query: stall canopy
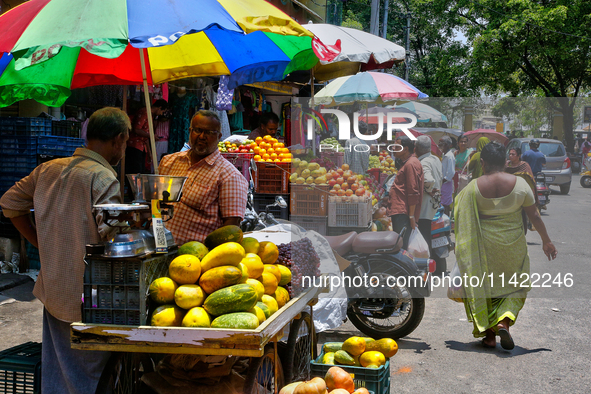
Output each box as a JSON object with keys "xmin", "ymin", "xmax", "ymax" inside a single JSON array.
[
  {"xmin": 303, "ymin": 23, "xmax": 405, "ymax": 81},
  {"xmin": 0, "ymin": 0, "xmax": 322, "ymax": 108}
]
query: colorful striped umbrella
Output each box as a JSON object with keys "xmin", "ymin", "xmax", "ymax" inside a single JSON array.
[
  {"xmin": 314, "ymin": 72, "xmax": 428, "ymax": 106},
  {"xmin": 0, "ymin": 0, "xmax": 319, "ymax": 108}
]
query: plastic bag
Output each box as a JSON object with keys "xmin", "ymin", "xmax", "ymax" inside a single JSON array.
[
  {"xmin": 447, "ymin": 263, "xmax": 465, "ymax": 302},
  {"xmin": 407, "ymin": 228, "xmax": 429, "ymax": 259}
]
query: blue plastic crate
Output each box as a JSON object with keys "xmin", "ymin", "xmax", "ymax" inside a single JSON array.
[
  {"xmin": 37, "ymin": 135, "xmax": 69, "ymax": 155},
  {"xmin": 0, "ymin": 136, "xmax": 37, "ymax": 155},
  {"xmin": 0, "ymin": 176, "xmax": 22, "ymax": 196},
  {"xmin": 67, "ymin": 137, "xmax": 85, "ymax": 151},
  {"xmin": 311, "ymin": 351, "xmax": 390, "ymax": 394},
  {"xmin": 0, "ymin": 118, "xmax": 50, "ymax": 136},
  {"xmin": 0, "ymin": 155, "xmax": 37, "ymax": 174}
]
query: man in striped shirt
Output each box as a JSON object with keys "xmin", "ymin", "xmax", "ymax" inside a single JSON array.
[{"xmin": 159, "ymin": 110, "xmax": 248, "ymax": 244}]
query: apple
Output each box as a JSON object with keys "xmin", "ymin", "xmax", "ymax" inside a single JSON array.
[
  {"xmin": 333, "ymin": 184, "xmax": 341, "ymax": 191},
  {"xmin": 337, "ymin": 189, "xmax": 346, "ymax": 197},
  {"xmin": 336, "ymin": 177, "xmax": 344, "ymax": 185},
  {"xmin": 350, "ymin": 183, "xmax": 359, "ymax": 191},
  {"xmin": 345, "ymin": 189, "xmax": 354, "ymax": 197},
  {"xmin": 342, "ymin": 164, "xmax": 350, "ymax": 171},
  {"xmin": 355, "ymin": 187, "xmax": 366, "ymax": 196},
  {"xmin": 342, "ymin": 183, "xmax": 349, "ymax": 190}
]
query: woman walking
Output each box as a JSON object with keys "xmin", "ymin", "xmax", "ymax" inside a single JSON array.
[
  {"xmin": 454, "ymin": 142, "xmax": 557, "ymax": 350},
  {"xmin": 467, "ymin": 137, "xmax": 490, "ymax": 179}
]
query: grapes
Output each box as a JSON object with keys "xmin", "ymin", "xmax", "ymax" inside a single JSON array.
[{"xmin": 287, "ymin": 238, "xmax": 321, "ymax": 297}]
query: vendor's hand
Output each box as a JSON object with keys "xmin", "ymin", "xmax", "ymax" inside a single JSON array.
[
  {"xmin": 410, "ymin": 216, "xmax": 417, "ymax": 230},
  {"xmin": 543, "ymin": 241, "xmax": 558, "ymax": 261}
]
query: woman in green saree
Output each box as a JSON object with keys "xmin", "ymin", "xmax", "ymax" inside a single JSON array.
[
  {"xmin": 454, "ymin": 143, "xmax": 557, "ymax": 350},
  {"xmin": 467, "ymin": 137, "xmax": 490, "ymax": 179}
]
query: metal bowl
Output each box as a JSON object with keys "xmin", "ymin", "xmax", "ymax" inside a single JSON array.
[{"xmin": 127, "ymin": 174, "xmax": 187, "ymax": 202}]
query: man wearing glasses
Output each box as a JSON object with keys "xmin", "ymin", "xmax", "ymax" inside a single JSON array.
[{"xmin": 159, "ymin": 110, "xmax": 248, "ymax": 244}]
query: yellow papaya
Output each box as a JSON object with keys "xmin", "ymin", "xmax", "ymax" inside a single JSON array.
[{"xmin": 200, "ymin": 242, "xmax": 245, "ymax": 272}]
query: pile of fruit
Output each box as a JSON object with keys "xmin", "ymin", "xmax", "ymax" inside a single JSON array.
[
  {"xmin": 319, "ymin": 336, "xmax": 398, "ymax": 368},
  {"xmin": 148, "ymin": 225, "xmax": 292, "ymax": 329},
  {"xmin": 279, "ymin": 366, "xmax": 370, "ymax": 394},
  {"xmin": 376, "ymin": 151, "xmax": 397, "ymax": 175},
  {"xmin": 319, "ymin": 137, "xmax": 343, "ymax": 150},
  {"xmin": 251, "ymin": 135, "xmax": 292, "ymax": 163},
  {"xmin": 362, "ymin": 176, "xmax": 383, "ymax": 207},
  {"xmin": 368, "ymin": 155, "xmax": 381, "ymax": 170},
  {"xmin": 372, "ymin": 207, "xmax": 393, "ymax": 231},
  {"xmin": 277, "ymin": 238, "xmax": 321, "ymax": 297},
  {"xmin": 290, "ymin": 158, "xmax": 329, "ymax": 185},
  {"xmin": 326, "ymin": 164, "xmax": 373, "ymax": 203},
  {"xmin": 218, "ymin": 139, "xmax": 255, "ymax": 153}
]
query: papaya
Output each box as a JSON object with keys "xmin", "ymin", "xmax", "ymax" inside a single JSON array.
[
  {"xmin": 198, "ymin": 265, "xmax": 242, "ymax": 294},
  {"xmin": 314, "ymin": 176, "xmax": 327, "ymax": 184},
  {"xmin": 177, "ymin": 241, "xmax": 209, "ymax": 260},
  {"xmin": 238, "ymin": 262, "xmax": 249, "ymax": 283},
  {"xmin": 296, "ymin": 177, "xmax": 305, "ymax": 184},
  {"xmin": 200, "ymin": 242, "xmax": 245, "ymax": 272},
  {"xmin": 365, "ymin": 338, "xmax": 398, "ymax": 358},
  {"xmin": 203, "ymin": 284, "xmax": 258, "ymax": 316},
  {"xmin": 256, "ymin": 301, "xmax": 271, "ymax": 319},
  {"xmin": 246, "ymin": 278, "xmax": 265, "ymax": 301},
  {"xmin": 305, "ymin": 176, "xmax": 314, "ymax": 184},
  {"xmin": 298, "ymin": 160, "xmax": 308, "ymax": 169},
  {"xmin": 241, "ymin": 237, "xmax": 260, "ymax": 254},
  {"xmin": 359, "ymin": 351, "xmax": 386, "ymax": 367},
  {"xmin": 241, "ymin": 253, "xmax": 264, "ymax": 278},
  {"xmin": 333, "ymin": 350, "xmax": 355, "ymax": 365},
  {"xmin": 258, "ymin": 241, "xmax": 279, "ymax": 264},
  {"xmin": 323, "ymin": 342, "xmax": 343, "ymax": 353},
  {"xmin": 277, "ymin": 265, "xmax": 292, "ymax": 286},
  {"xmin": 289, "ymin": 172, "xmax": 299, "ymax": 183},
  {"xmin": 181, "ymin": 307, "xmax": 211, "ymax": 328},
  {"xmin": 322, "ymin": 352, "xmax": 335, "ymax": 365},
  {"xmin": 308, "ymin": 162, "xmax": 320, "ymax": 171},
  {"xmin": 301, "ymin": 169, "xmax": 311, "ymax": 178},
  {"xmin": 263, "ymin": 264, "xmax": 282, "ymax": 283},
  {"xmin": 273, "ymin": 286, "xmax": 290, "ymax": 308},
  {"xmin": 342, "ymin": 337, "xmax": 366, "ymax": 356},
  {"xmin": 258, "ymin": 272, "xmax": 279, "ymax": 295},
  {"xmin": 310, "ymin": 169, "xmax": 323, "ymax": 178},
  {"xmin": 211, "ymin": 312, "xmax": 260, "ymax": 329},
  {"xmin": 261, "ymin": 294, "xmax": 278, "ymax": 315},
  {"xmin": 204, "ymin": 225, "xmax": 243, "ymax": 250},
  {"xmin": 248, "ymin": 305, "xmax": 267, "ymax": 324}
]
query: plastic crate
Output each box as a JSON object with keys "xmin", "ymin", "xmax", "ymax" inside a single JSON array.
[
  {"xmin": 0, "ymin": 175, "xmax": 25, "ymax": 197},
  {"xmin": 37, "ymin": 136, "xmax": 82, "ymax": 156},
  {"xmin": 0, "ymin": 155, "xmax": 37, "ymax": 175},
  {"xmin": 0, "ymin": 117, "xmax": 50, "ymax": 136},
  {"xmin": 328, "ymin": 196, "xmax": 373, "ymax": 227},
  {"xmin": 25, "ymin": 242, "xmax": 40, "ymax": 270},
  {"xmin": 82, "ymin": 252, "xmax": 175, "ymax": 326},
  {"xmin": 0, "ymin": 136, "xmax": 37, "ymax": 156},
  {"xmin": 289, "ymin": 215, "xmax": 327, "ymax": 235},
  {"xmin": 67, "ymin": 137, "xmax": 85, "ymax": 151},
  {"xmin": 310, "ymin": 351, "xmax": 390, "ymax": 394},
  {"xmin": 253, "ymin": 161, "xmax": 291, "ymax": 194},
  {"xmin": 327, "ymin": 225, "xmax": 371, "ymax": 236},
  {"xmin": 0, "ymin": 342, "xmax": 42, "ymax": 394},
  {"xmin": 222, "ymin": 153, "xmax": 254, "ymax": 182},
  {"xmin": 290, "ymin": 184, "xmax": 330, "ymax": 217},
  {"xmin": 252, "ymin": 193, "xmax": 289, "ymax": 220},
  {"xmin": 51, "ymin": 120, "xmax": 81, "ymax": 138}
]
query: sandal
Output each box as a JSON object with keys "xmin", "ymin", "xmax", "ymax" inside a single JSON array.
[
  {"xmin": 498, "ymin": 328, "xmax": 515, "ymax": 350},
  {"xmin": 481, "ymin": 339, "xmax": 496, "ymax": 348}
]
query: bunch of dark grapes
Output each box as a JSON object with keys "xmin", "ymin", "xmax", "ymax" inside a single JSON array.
[
  {"xmin": 276, "ymin": 243, "xmax": 292, "ymax": 267},
  {"xmin": 289, "ymin": 238, "xmax": 321, "ymax": 297}
]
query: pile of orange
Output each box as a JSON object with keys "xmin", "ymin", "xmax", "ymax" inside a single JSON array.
[{"xmin": 252, "ymin": 135, "xmax": 292, "ymax": 162}]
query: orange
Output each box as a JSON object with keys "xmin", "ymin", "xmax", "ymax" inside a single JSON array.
[
  {"xmin": 277, "ymin": 142, "xmax": 285, "ymax": 148},
  {"xmin": 259, "ymin": 149, "xmax": 266, "ymax": 156},
  {"xmin": 282, "ymin": 158, "xmax": 291, "ymax": 162},
  {"xmin": 274, "ymin": 159, "xmax": 281, "ymax": 162},
  {"xmin": 250, "ymin": 142, "xmax": 257, "ymax": 150},
  {"xmin": 270, "ymin": 153, "xmax": 278, "ymax": 160},
  {"xmin": 278, "ymin": 153, "xmax": 285, "ymax": 159},
  {"xmin": 273, "ymin": 143, "xmax": 281, "ymax": 149},
  {"xmin": 267, "ymin": 148, "xmax": 275, "ymax": 155},
  {"xmin": 254, "ymin": 155, "xmax": 262, "ymax": 161},
  {"xmin": 266, "ymin": 159, "xmax": 274, "ymax": 162},
  {"xmin": 263, "ymin": 135, "xmax": 272, "ymax": 142},
  {"xmin": 253, "ymin": 147, "xmax": 260, "ymax": 154},
  {"xmin": 271, "ymin": 138, "xmax": 278, "ymax": 144},
  {"xmin": 262, "ymin": 153, "xmax": 270, "ymax": 160},
  {"xmin": 255, "ymin": 137, "xmax": 263, "ymax": 143}
]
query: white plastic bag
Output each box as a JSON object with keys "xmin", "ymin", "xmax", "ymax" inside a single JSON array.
[
  {"xmin": 407, "ymin": 228, "xmax": 430, "ymax": 259},
  {"xmin": 447, "ymin": 263, "xmax": 465, "ymax": 303}
]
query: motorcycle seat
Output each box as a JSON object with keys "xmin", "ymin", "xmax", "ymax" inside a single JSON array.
[
  {"xmin": 324, "ymin": 231, "xmax": 358, "ymax": 256},
  {"xmin": 352, "ymin": 231, "xmax": 402, "ymax": 254}
]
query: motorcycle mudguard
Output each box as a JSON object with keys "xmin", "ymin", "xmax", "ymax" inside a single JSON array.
[{"xmin": 433, "ymin": 246, "xmax": 449, "ymax": 259}]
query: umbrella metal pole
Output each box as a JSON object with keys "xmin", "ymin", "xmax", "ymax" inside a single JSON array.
[
  {"xmin": 311, "ymin": 68, "xmax": 316, "ymax": 156},
  {"xmin": 139, "ymin": 48, "xmax": 159, "ymax": 174},
  {"xmin": 120, "ymin": 86, "xmax": 128, "ymax": 200}
]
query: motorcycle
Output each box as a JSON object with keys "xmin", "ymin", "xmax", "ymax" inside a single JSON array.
[
  {"xmin": 430, "ymin": 206, "xmax": 453, "ymax": 276},
  {"xmin": 535, "ymin": 172, "xmax": 551, "ymax": 210},
  {"xmin": 242, "ymin": 161, "xmax": 435, "ymax": 339},
  {"xmin": 324, "ymin": 230, "xmax": 435, "ymax": 339},
  {"xmin": 580, "ymin": 153, "xmax": 591, "ymax": 188}
]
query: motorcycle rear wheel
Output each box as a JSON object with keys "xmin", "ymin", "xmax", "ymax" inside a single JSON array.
[
  {"xmin": 580, "ymin": 176, "xmax": 591, "ymax": 188},
  {"xmin": 347, "ymin": 297, "xmax": 425, "ymax": 340}
]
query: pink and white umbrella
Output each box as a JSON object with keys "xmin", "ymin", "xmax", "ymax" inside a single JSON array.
[{"xmin": 464, "ymin": 129, "xmax": 508, "ymax": 148}]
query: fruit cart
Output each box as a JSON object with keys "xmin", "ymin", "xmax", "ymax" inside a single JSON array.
[{"xmin": 70, "ymin": 276, "xmax": 328, "ymax": 393}]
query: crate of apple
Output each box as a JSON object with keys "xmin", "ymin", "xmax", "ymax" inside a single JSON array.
[{"xmin": 326, "ymin": 164, "xmax": 373, "ymax": 202}]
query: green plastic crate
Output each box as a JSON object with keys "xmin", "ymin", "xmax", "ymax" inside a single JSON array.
[{"xmin": 0, "ymin": 342, "xmax": 41, "ymax": 394}]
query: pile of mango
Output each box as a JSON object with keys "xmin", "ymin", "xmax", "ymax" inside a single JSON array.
[
  {"xmin": 289, "ymin": 158, "xmax": 329, "ymax": 185},
  {"xmin": 148, "ymin": 225, "xmax": 291, "ymax": 330},
  {"xmin": 320, "ymin": 336, "xmax": 398, "ymax": 368}
]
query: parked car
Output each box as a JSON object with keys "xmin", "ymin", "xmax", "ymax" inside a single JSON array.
[{"xmin": 506, "ymin": 138, "xmax": 572, "ymax": 194}]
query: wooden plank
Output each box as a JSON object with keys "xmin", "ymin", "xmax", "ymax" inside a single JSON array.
[{"xmin": 71, "ymin": 276, "xmax": 329, "ymax": 354}]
